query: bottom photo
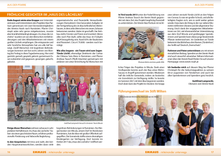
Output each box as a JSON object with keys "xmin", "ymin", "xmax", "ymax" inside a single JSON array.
[{"xmin": 118, "ymin": 95, "xmax": 214, "ymax": 146}]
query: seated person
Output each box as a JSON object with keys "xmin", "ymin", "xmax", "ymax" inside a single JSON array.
[
  {"xmin": 119, "ymin": 27, "xmax": 138, "ymax": 60},
  {"xmin": 138, "ymin": 28, "xmax": 164, "ymax": 56}
]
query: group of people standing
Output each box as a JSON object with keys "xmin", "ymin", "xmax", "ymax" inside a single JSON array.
[
  {"xmin": 119, "ymin": 99, "xmax": 214, "ymax": 146},
  {"xmin": 12, "ymin": 67, "xmax": 100, "ymax": 119}
]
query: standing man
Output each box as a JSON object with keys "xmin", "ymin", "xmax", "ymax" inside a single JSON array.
[
  {"xmin": 119, "ymin": 27, "xmax": 138, "ymax": 60},
  {"xmin": 190, "ymin": 99, "xmax": 203, "ymax": 145},
  {"xmin": 135, "ymin": 102, "xmax": 147, "ymax": 120},
  {"xmin": 119, "ymin": 101, "xmax": 149, "ymax": 146},
  {"xmin": 47, "ymin": 71, "xmax": 54, "ymax": 103},
  {"xmin": 190, "ymin": 99, "xmax": 203, "ymax": 120},
  {"xmin": 13, "ymin": 75, "xmax": 23, "ymax": 120},
  {"xmin": 49, "ymin": 74, "xmax": 59, "ymax": 114},
  {"xmin": 59, "ymin": 67, "xmax": 69, "ymax": 84},
  {"xmin": 166, "ymin": 99, "xmax": 181, "ymax": 146}
]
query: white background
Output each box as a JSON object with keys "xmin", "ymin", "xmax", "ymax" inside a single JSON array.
[{"xmin": 0, "ymin": 0, "xmax": 220, "ymax": 150}]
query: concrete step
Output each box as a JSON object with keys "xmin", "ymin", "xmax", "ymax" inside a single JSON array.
[{"xmin": 8, "ymin": 98, "xmax": 103, "ymax": 113}]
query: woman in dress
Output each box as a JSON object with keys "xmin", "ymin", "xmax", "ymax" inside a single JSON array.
[
  {"xmin": 33, "ymin": 72, "xmax": 40, "ymax": 103},
  {"xmin": 152, "ymin": 106, "xmax": 172, "ymax": 146},
  {"xmin": 69, "ymin": 78, "xmax": 77, "ymax": 113},
  {"xmin": 24, "ymin": 76, "xmax": 35, "ymax": 116},
  {"xmin": 138, "ymin": 28, "xmax": 164, "ymax": 56},
  {"xmin": 36, "ymin": 78, "xmax": 47, "ymax": 116},
  {"xmin": 196, "ymin": 103, "xmax": 214, "ymax": 145},
  {"xmin": 77, "ymin": 76, "xmax": 88, "ymax": 112},
  {"xmin": 143, "ymin": 105, "xmax": 154, "ymax": 146},
  {"xmin": 177, "ymin": 102, "xmax": 197, "ymax": 146},
  {"xmin": 89, "ymin": 77, "xmax": 99, "ymax": 115},
  {"xmin": 58, "ymin": 74, "xmax": 69, "ymax": 114}
]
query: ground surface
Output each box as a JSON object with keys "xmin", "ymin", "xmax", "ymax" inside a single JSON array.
[{"xmin": 8, "ymin": 107, "xmax": 103, "ymax": 121}]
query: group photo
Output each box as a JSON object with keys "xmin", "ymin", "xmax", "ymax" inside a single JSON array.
[
  {"xmin": 8, "ymin": 65, "xmax": 103, "ymax": 121},
  {"xmin": 118, "ymin": 95, "xmax": 214, "ymax": 146},
  {"xmin": 118, "ymin": 27, "xmax": 164, "ymax": 60}
]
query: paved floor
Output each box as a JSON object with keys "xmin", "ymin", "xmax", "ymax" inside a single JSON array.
[{"xmin": 8, "ymin": 107, "xmax": 103, "ymax": 121}]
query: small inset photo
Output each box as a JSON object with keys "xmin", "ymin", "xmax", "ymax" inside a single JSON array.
[
  {"xmin": 118, "ymin": 27, "xmax": 164, "ymax": 60},
  {"xmin": 118, "ymin": 95, "xmax": 214, "ymax": 146},
  {"xmin": 8, "ymin": 65, "xmax": 103, "ymax": 121}
]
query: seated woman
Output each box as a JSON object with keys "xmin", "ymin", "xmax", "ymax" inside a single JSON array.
[
  {"xmin": 196, "ymin": 103, "xmax": 214, "ymax": 146},
  {"xmin": 152, "ymin": 106, "xmax": 172, "ymax": 146},
  {"xmin": 177, "ymin": 102, "xmax": 196, "ymax": 146},
  {"xmin": 138, "ymin": 28, "xmax": 164, "ymax": 56}
]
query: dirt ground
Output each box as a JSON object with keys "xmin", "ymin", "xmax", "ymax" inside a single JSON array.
[{"xmin": 8, "ymin": 106, "xmax": 103, "ymax": 121}]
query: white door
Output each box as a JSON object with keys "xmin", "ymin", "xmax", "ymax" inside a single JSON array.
[{"xmin": 44, "ymin": 65, "xmax": 58, "ymax": 82}]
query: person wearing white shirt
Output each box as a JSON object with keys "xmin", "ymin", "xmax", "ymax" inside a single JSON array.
[
  {"xmin": 119, "ymin": 101, "xmax": 149, "ymax": 146},
  {"xmin": 166, "ymin": 99, "xmax": 181, "ymax": 146}
]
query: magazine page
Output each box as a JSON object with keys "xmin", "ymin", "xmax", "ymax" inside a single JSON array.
[{"xmin": 0, "ymin": 0, "xmax": 220, "ymax": 155}]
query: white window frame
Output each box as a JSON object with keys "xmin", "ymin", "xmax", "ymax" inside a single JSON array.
[
  {"xmin": 23, "ymin": 65, "xmax": 32, "ymax": 70},
  {"xmin": 44, "ymin": 65, "xmax": 58, "ymax": 82}
]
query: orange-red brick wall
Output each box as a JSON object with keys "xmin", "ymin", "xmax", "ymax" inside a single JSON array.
[
  {"xmin": 8, "ymin": 66, "xmax": 39, "ymax": 102},
  {"xmin": 58, "ymin": 66, "xmax": 101, "ymax": 98}
]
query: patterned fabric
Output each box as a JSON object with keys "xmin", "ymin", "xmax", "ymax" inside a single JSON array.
[
  {"xmin": 156, "ymin": 119, "xmax": 167, "ymax": 127},
  {"xmin": 24, "ymin": 83, "xmax": 33, "ymax": 102},
  {"xmin": 70, "ymin": 85, "xmax": 77, "ymax": 102}
]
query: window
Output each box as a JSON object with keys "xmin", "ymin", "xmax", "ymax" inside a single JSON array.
[
  {"xmin": 44, "ymin": 66, "xmax": 58, "ymax": 81},
  {"xmin": 23, "ymin": 65, "xmax": 32, "ymax": 69}
]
